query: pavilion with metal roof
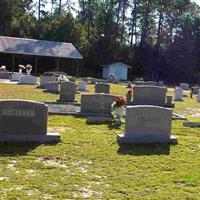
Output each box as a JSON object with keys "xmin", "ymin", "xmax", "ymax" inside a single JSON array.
[{"xmin": 0, "ymin": 36, "xmax": 83, "ymax": 73}]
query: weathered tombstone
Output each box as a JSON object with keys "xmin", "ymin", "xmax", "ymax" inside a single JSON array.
[
  {"xmin": 0, "ymin": 100, "xmax": 60, "ymax": 143},
  {"xmin": 134, "ymin": 81, "xmax": 145, "ymax": 85},
  {"xmin": 117, "ymin": 105, "xmax": 177, "ymax": 144},
  {"xmin": 192, "ymin": 86, "xmax": 200, "ymax": 94},
  {"xmin": 46, "ymin": 82, "xmax": 59, "ymax": 93},
  {"xmin": 180, "ymin": 83, "xmax": 190, "ymax": 90},
  {"xmin": 166, "ymin": 96, "xmax": 173, "ymax": 107},
  {"xmin": 40, "ymin": 75, "xmax": 58, "ymax": 88},
  {"xmin": 145, "ymin": 81, "xmax": 157, "ymax": 86},
  {"xmin": 174, "ymin": 87, "xmax": 183, "ymax": 101},
  {"xmin": 0, "ymin": 72, "xmax": 11, "ymax": 79},
  {"xmin": 58, "ymin": 81, "xmax": 76, "ymax": 102},
  {"xmin": 197, "ymin": 90, "xmax": 200, "ymax": 103},
  {"xmin": 158, "ymin": 80, "xmax": 164, "ymax": 86},
  {"xmin": 81, "ymin": 93, "xmax": 115, "ymax": 116},
  {"xmin": 95, "ymin": 83, "xmax": 110, "ymax": 94},
  {"xmin": 91, "ymin": 78, "xmax": 98, "ymax": 84},
  {"xmin": 77, "ymin": 81, "xmax": 87, "ymax": 91},
  {"xmin": 19, "ymin": 75, "xmax": 37, "ymax": 85},
  {"xmin": 11, "ymin": 72, "xmax": 24, "ymax": 81},
  {"xmin": 132, "ymin": 86, "xmax": 167, "ymax": 106},
  {"xmin": 82, "ymin": 77, "xmax": 88, "ymax": 83}
]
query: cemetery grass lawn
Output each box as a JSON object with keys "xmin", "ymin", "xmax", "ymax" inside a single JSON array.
[{"xmin": 0, "ymin": 83, "xmax": 200, "ymax": 199}]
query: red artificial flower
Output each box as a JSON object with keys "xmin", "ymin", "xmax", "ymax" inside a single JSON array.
[
  {"xmin": 128, "ymin": 88, "xmax": 133, "ymax": 94},
  {"xmin": 115, "ymin": 96, "xmax": 120, "ymax": 100}
]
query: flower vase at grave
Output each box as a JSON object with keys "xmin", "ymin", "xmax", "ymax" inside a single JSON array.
[
  {"xmin": 115, "ymin": 106, "xmax": 125, "ymax": 123},
  {"xmin": 19, "ymin": 69, "xmax": 22, "ymax": 74},
  {"xmin": 126, "ymin": 93, "xmax": 132, "ymax": 104}
]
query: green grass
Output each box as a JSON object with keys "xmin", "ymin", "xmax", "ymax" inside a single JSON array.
[{"xmin": 0, "ymin": 83, "xmax": 200, "ymax": 199}]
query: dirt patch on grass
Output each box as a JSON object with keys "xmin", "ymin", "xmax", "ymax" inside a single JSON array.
[
  {"xmin": 48, "ymin": 126, "xmax": 74, "ymax": 133},
  {"xmin": 37, "ymin": 157, "xmax": 68, "ymax": 169}
]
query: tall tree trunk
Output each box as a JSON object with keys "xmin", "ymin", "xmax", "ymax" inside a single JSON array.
[
  {"xmin": 38, "ymin": 0, "xmax": 41, "ymax": 21},
  {"xmin": 140, "ymin": 0, "xmax": 151, "ymax": 46},
  {"xmin": 156, "ymin": 10, "xmax": 163, "ymax": 52},
  {"xmin": 130, "ymin": 0, "xmax": 137, "ymax": 46},
  {"xmin": 121, "ymin": 0, "xmax": 127, "ymax": 42}
]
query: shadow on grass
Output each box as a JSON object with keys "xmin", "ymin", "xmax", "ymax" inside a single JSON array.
[
  {"xmin": 107, "ymin": 121, "xmax": 122, "ymax": 130},
  {"xmin": 0, "ymin": 142, "xmax": 41, "ymax": 156},
  {"xmin": 117, "ymin": 143, "xmax": 172, "ymax": 156}
]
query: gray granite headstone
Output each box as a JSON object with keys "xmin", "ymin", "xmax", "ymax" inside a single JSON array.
[
  {"xmin": 180, "ymin": 83, "xmax": 190, "ymax": 90},
  {"xmin": 0, "ymin": 100, "xmax": 60, "ymax": 143},
  {"xmin": 40, "ymin": 75, "xmax": 58, "ymax": 88},
  {"xmin": 0, "ymin": 72, "xmax": 11, "ymax": 79},
  {"xmin": 19, "ymin": 75, "xmax": 37, "ymax": 85},
  {"xmin": 46, "ymin": 82, "xmax": 59, "ymax": 93},
  {"xmin": 59, "ymin": 81, "xmax": 76, "ymax": 102},
  {"xmin": 132, "ymin": 86, "xmax": 167, "ymax": 106},
  {"xmin": 95, "ymin": 83, "xmax": 110, "ymax": 94},
  {"xmin": 81, "ymin": 93, "xmax": 115, "ymax": 116},
  {"xmin": 118, "ymin": 105, "xmax": 177, "ymax": 144},
  {"xmin": 192, "ymin": 86, "xmax": 200, "ymax": 94}
]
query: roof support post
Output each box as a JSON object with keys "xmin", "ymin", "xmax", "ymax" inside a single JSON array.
[
  {"xmin": 35, "ymin": 57, "xmax": 38, "ymax": 74},
  {"xmin": 12, "ymin": 55, "xmax": 15, "ymax": 72},
  {"xmin": 56, "ymin": 58, "xmax": 60, "ymax": 71}
]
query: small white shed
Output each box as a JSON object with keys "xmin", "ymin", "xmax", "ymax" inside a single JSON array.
[{"xmin": 102, "ymin": 62, "xmax": 131, "ymax": 80}]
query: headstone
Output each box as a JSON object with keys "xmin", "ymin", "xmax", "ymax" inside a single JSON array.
[
  {"xmin": 183, "ymin": 122, "xmax": 200, "ymax": 128},
  {"xmin": 166, "ymin": 96, "xmax": 173, "ymax": 107},
  {"xmin": 174, "ymin": 87, "xmax": 183, "ymax": 101},
  {"xmin": 40, "ymin": 75, "xmax": 58, "ymax": 88},
  {"xmin": 77, "ymin": 81, "xmax": 87, "ymax": 91},
  {"xmin": 59, "ymin": 81, "xmax": 76, "ymax": 102},
  {"xmin": 0, "ymin": 72, "xmax": 11, "ymax": 79},
  {"xmin": 46, "ymin": 82, "xmax": 59, "ymax": 93},
  {"xmin": 158, "ymin": 81, "xmax": 164, "ymax": 86},
  {"xmin": 197, "ymin": 90, "xmax": 200, "ymax": 103},
  {"xmin": 113, "ymin": 77, "xmax": 119, "ymax": 84},
  {"xmin": 134, "ymin": 81, "xmax": 145, "ymax": 85},
  {"xmin": 91, "ymin": 78, "xmax": 98, "ymax": 84},
  {"xmin": 81, "ymin": 93, "xmax": 115, "ymax": 116},
  {"xmin": 132, "ymin": 86, "xmax": 167, "ymax": 106},
  {"xmin": 0, "ymin": 100, "xmax": 60, "ymax": 143},
  {"xmin": 145, "ymin": 81, "xmax": 157, "ymax": 86},
  {"xmin": 82, "ymin": 77, "xmax": 88, "ymax": 83},
  {"xmin": 95, "ymin": 83, "xmax": 110, "ymax": 94},
  {"xmin": 19, "ymin": 75, "xmax": 37, "ymax": 85},
  {"xmin": 11, "ymin": 72, "xmax": 24, "ymax": 81},
  {"xmin": 192, "ymin": 86, "xmax": 200, "ymax": 94},
  {"xmin": 180, "ymin": 83, "xmax": 190, "ymax": 90},
  {"xmin": 117, "ymin": 105, "xmax": 178, "ymax": 144}
]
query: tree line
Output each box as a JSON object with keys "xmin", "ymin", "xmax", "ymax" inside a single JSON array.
[{"xmin": 0, "ymin": 0, "xmax": 200, "ymax": 83}]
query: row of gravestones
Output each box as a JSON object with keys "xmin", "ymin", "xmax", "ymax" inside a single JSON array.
[
  {"xmin": 0, "ymin": 70, "xmax": 37, "ymax": 85},
  {"xmin": 174, "ymin": 87, "xmax": 200, "ymax": 102}
]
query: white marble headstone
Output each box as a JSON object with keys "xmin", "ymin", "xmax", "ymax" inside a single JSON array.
[
  {"xmin": 77, "ymin": 81, "xmax": 87, "ymax": 91},
  {"xmin": 174, "ymin": 87, "xmax": 183, "ymax": 101}
]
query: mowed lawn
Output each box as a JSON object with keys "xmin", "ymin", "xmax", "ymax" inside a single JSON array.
[{"xmin": 0, "ymin": 83, "xmax": 200, "ymax": 199}]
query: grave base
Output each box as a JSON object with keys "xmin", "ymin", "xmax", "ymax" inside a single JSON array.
[
  {"xmin": 0, "ymin": 132, "xmax": 60, "ymax": 144},
  {"xmin": 44, "ymin": 90, "xmax": 59, "ymax": 94},
  {"xmin": 57, "ymin": 99, "xmax": 77, "ymax": 103},
  {"xmin": 86, "ymin": 116, "xmax": 112, "ymax": 124},
  {"xmin": 18, "ymin": 82, "xmax": 38, "ymax": 85},
  {"xmin": 117, "ymin": 134, "xmax": 178, "ymax": 145},
  {"xmin": 183, "ymin": 122, "xmax": 200, "ymax": 128}
]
